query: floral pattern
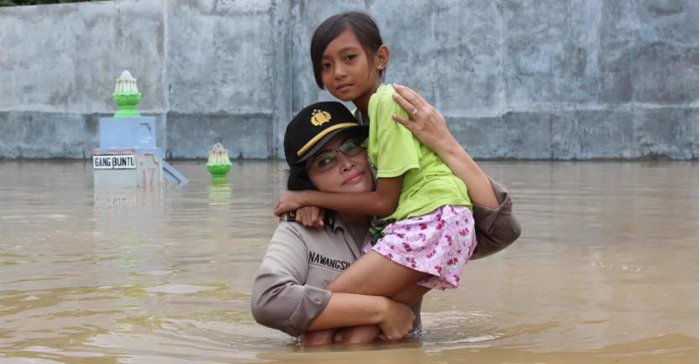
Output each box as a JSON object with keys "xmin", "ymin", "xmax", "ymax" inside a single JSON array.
[{"xmin": 364, "ymin": 205, "xmax": 476, "ymax": 290}]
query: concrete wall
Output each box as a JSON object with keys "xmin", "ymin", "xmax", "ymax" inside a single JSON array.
[{"xmin": 0, "ymin": 0, "xmax": 697, "ymax": 160}]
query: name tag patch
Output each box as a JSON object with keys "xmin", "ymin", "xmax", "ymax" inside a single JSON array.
[{"xmin": 308, "ymin": 251, "xmax": 350, "ymax": 271}]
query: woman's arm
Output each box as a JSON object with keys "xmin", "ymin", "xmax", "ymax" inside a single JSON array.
[
  {"xmin": 251, "ymin": 223, "xmax": 329, "ymax": 337},
  {"xmin": 471, "ymin": 179, "xmax": 522, "ymax": 259},
  {"xmin": 274, "ymin": 177, "xmax": 403, "ymax": 218},
  {"xmin": 390, "ymin": 84, "xmax": 499, "ymax": 209},
  {"xmin": 390, "ymin": 84, "xmax": 521, "ymax": 258},
  {"xmin": 307, "ymin": 293, "xmax": 414, "ymax": 336}
]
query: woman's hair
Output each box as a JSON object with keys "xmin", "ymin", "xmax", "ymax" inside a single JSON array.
[
  {"xmin": 287, "ymin": 165, "xmax": 316, "ymax": 191},
  {"xmin": 310, "ymin": 11, "xmax": 384, "ymax": 88}
]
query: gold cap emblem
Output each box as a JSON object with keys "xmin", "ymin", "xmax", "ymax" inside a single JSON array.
[{"xmin": 310, "ymin": 109, "xmax": 332, "ymax": 126}]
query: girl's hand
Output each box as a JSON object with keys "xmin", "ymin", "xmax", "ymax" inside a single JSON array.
[
  {"xmin": 295, "ymin": 206, "xmax": 325, "ymax": 228},
  {"xmin": 274, "ymin": 191, "xmax": 306, "ymax": 216},
  {"xmin": 391, "ymin": 83, "xmax": 458, "ymax": 153}
]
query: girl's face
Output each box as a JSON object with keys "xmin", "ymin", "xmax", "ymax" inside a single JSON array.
[
  {"xmin": 306, "ymin": 134, "xmax": 374, "ymax": 194},
  {"xmin": 320, "ymin": 29, "xmax": 386, "ymax": 108}
]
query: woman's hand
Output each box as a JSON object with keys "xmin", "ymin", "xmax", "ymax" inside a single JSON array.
[
  {"xmin": 391, "ymin": 83, "xmax": 459, "ymax": 153},
  {"xmin": 274, "ymin": 191, "xmax": 307, "ymax": 216},
  {"xmin": 391, "ymin": 83, "xmax": 499, "ymax": 209},
  {"xmin": 376, "ymin": 298, "xmax": 415, "ymax": 341},
  {"xmin": 295, "ymin": 206, "xmax": 325, "ymax": 228}
]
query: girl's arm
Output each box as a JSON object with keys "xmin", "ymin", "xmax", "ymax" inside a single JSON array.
[
  {"xmin": 390, "ymin": 83, "xmax": 499, "ymax": 209},
  {"xmin": 274, "ymin": 176, "xmax": 403, "ymax": 218}
]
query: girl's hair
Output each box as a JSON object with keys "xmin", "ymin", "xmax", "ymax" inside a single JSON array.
[
  {"xmin": 287, "ymin": 165, "xmax": 316, "ymax": 191},
  {"xmin": 310, "ymin": 11, "xmax": 384, "ymax": 88}
]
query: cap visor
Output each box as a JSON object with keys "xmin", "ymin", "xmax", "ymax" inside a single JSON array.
[{"xmin": 296, "ymin": 125, "xmax": 368, "ymax": 164}]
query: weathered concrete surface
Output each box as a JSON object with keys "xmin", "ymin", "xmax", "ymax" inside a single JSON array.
[
  {"xmin": 0, "ymin": 1, "xmax": 168, "ymax": 113},
  {"xmin": 0, "ymin": 0, "xmax": 697, "ymax": 160},
  {"xmin": 0, "ymin": 112, "xmax": 99, "ymax": 158},
  {"xmin": 166, "ymin": 112, "xmax": 272, "ymax": 159},
  {"xmin": 449, "ymin": 107, "xmax": 698, "ymax": 159}
]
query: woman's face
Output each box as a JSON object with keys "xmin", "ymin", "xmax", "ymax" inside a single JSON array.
[{"xmin": 306, "ymin": 134, "xmax": 374, "ymax": 194}]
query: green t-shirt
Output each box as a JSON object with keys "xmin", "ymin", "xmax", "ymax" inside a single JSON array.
[{"xmin": 365, "ymin": 84, "xmax": 471, "ymax": 222}]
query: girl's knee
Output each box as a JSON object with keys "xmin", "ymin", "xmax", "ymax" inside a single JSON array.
[
  {"xmin": 301, "ymin": 329, "xmax": 335, "ymax": 346},
  {"xmin": 335, "ymin": 326, "xmax": 380, "ymax": 345}
]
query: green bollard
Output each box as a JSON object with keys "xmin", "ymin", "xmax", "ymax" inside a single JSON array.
[
  {"xmin": 113, "ymin": 70, "xmax": 142, "ymax": 118},
  {"xmin": 206, "ymin": 143, "xmax": 232, "ymax": 179}
]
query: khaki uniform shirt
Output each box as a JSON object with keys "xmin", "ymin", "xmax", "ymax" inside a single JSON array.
[{"xmin": 251, "ymin": 178, "xmax": 520, "ymax": 337}]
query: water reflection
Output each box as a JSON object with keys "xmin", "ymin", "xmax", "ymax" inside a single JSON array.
[
  {"xmin": 0, "ymin": 160, "xmax": 696, "ymax": 363},
  {"xmin": 208, "ymin": 178, "xmax": 233, "ymax": 208}
]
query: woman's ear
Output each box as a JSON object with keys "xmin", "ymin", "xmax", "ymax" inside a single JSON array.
[{"xmin": 376, "ymin": 44, "xmax": 390, "ymax": 71}]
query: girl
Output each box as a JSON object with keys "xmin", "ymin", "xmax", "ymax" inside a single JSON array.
[{"xmin": 274, "ymin": 12, "xmax": 477, "ymax": 342}]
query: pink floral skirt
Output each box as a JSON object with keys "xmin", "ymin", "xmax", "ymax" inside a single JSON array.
[{"xmin": 364, "ymin": 205, "xmax": 476, "ymax": 290}]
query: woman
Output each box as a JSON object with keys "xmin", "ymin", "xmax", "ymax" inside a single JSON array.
[{"xmin": 251, "ymin": 86, "xmax": 520, "ymax": 345}]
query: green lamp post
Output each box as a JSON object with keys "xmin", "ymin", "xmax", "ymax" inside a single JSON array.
[{"xmin": 113, "ymin": 70, "xmax": 142, "ymax": 118}]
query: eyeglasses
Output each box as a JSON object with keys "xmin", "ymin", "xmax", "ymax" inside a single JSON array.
[{"xmin": 307, "ymin": 137, "xmax": 365, "ymax": 173}]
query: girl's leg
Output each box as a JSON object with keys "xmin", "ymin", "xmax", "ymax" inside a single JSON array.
[
  {"xmin": 392, "ymin": 283, "xmax": 430, "ymax": 306},
  {"xmin": 332, "ymin": 283, "xmax": 430, "ymax": 344},
  {"xmin": 327, "ymin": 250, "xmax": 428, "ymax": 300},
  {"xmin": 334, "ymin": 326, "xmax": 380, "ymax": 344},
  {"xmin": 301, "ymin": 329, "xmax": 336, "ymax": 346},
  {"xmin": 303, "ymin": 259, "xmax": 430, "ymax": 346},
  {"xmin": 325, "ymin": 245, "xmax": 433, "ymax": 344}
]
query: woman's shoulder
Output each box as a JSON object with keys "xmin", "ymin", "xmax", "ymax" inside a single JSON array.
[
  {"xmin": 271, "ymin": 221, "xmax": 306, "ymax": 243},
  {"xmin": 273, "ymin": 219, "xmax": 317, "ymax": 235},
  {"xmin": 272, "ymin": 220, "xmax": 337, "ymax": 243}
]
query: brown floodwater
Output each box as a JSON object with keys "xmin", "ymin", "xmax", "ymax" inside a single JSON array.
[{"xmin": 0, "ymin": 160, "xmax": 697, "ymax": 363}]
